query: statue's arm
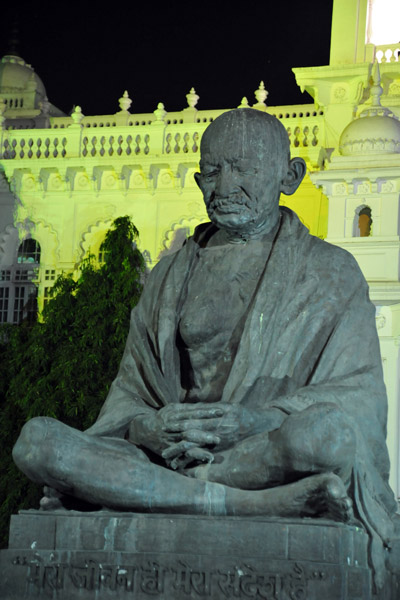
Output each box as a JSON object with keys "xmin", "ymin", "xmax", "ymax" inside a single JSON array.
[
  {"xmin": 270, "ymin": 280, "xmax": 387, "ymax": 434},
  {"xmin": 84, "ymin": 378, "xmax": 155, "ymax": 438},
  {"xmin": 86, "ymin": 257, "xmax": 175, "ymax": 439}
]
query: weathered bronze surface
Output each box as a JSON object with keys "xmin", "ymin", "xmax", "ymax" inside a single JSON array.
[{"xmin": 12, "ymin": 109, "xmax": 400, "ymax": 594}]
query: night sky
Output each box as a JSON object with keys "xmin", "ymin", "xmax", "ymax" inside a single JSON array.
[{"xmin": 2, "ymin": 1, "xmax": 333, "ymax": 116}]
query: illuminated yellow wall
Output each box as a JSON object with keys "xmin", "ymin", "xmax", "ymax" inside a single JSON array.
[{"xmin": 281, "ymin": 173, "xmax": 329, "ymax": 239}]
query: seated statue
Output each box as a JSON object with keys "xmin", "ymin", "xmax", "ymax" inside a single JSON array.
[{"xmin": 13, "ymin": 108, "xmax": 398, "ymax": 589}]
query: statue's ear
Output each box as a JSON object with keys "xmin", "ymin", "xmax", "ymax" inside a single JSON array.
[
  {"xmin": 194, "ymin": 172, "xmax": 202, "ymax": 190},
  {"xmin": 280, "ymin": 157, "xmax": 306, "ymax": 196}
]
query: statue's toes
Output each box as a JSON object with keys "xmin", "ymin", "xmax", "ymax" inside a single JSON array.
[
  {"xmin": 39, "ymin": 495, "xmax": 63, "ymax": 510},
  {"xmin": 324, "ymin": 474, "xmax": 353, "ymax": 522},
  {"xmin": 39, "ymin": 486, "xmax": 66, "ymax": 510},
  {"xmin": 341, "ymin": 496, "xmax": 354, "ymax": 522}
]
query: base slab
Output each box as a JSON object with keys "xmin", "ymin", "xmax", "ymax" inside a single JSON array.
[{"xmin": 0, "ymin": 510, "xmax": 397, "ymax": 599}]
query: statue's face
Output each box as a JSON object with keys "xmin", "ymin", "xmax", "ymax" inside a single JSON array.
[{"xmin": 195, "ymin": 117, "xmax": 286, "ymax": 236}]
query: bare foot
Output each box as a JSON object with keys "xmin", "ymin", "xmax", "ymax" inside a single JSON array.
[
  {"xmin": 189, "ymin": 469, "xmax": 353, "ymax": 522},
  {"xmin": 294, "ymin": 473, "xmax": 353, "ymax": 522},
  {"xmin": 39, "ymin": 485, "xmax": 104, "ymax": 512},
  {"xmin": 39, "ymin": 486, "xmax": 67, "ymax": 510}
]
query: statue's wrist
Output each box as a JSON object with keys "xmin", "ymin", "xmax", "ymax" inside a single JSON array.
[
  {"xmin": 128, "ymin": 413, "xmax": 150, "ymax": 445},
  {"xmin": 250, "ymin": 407, "xmax": 286, "ymax": 435}
]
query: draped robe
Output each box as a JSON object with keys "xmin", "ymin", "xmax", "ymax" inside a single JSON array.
[{"xmin": 87, "ymin": 207, "xmax": 398, "ymax": 587}]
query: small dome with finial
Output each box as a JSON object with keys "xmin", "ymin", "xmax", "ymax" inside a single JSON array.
[
  {"xmin": 0, "ymin": 22, "xmax": 65, "ymax": 123},
  {"xmin": 0, "ymin": 20, "xmax": 47, "ymax": 107},
  {"xmin": 339, "ymin": 62, "xmax": 400, "ymax": 156},
  {"xmin": 0, "ymin": 54, "xmax": 47, "ymax": 105}
]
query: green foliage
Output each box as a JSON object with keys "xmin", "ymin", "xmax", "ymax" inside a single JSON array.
[{"xmin": 0, "ymin": 216, "xmax": 145, "ymax": 547}]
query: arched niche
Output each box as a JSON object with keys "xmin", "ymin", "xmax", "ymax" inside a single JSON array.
[
  {"xmin": 353, "ymin": 205, "xmax": 373, "ymax": 237},
  {"xmin": 78, "ymin": 219, "xmax": 113, "ymax": 263}
]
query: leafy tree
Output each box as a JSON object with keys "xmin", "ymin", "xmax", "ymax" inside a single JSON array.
[{"xmin": 0, "ymin": 216, "xmax": 145, "ymax": 546}]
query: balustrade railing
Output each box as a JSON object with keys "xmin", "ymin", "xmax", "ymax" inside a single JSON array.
[
  {"xmin": 2, "ymin": 132, "xmax": 68, "ymax": 159},
  {"xmin": 375, "ymin": 44, "xmax": 400, "ymax": 63},
  {"xmin": 81, "ymin": 133, "xmax": 151, "ymax": 157},
  {"xmin": 164, "ymin": 125, "xmax": 200, "ymax": 154},
  {"xmin": 0, "ymin": 108, "xmax": 325, "ymax": 161}
]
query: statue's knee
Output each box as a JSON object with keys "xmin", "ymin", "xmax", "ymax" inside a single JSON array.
[
  {"xmin": 281, "ymin": 403, "xmax": 355, "ymax": 474},
  {"xmin": 314, "ymin": 403, "xmax": 355, "ymax": 461},
  {"xmin": 13, "ymin": 417, "xmax": 55, "ymax": 473}
]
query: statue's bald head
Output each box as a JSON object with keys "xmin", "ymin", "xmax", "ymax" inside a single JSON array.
[
  {"xmin": 200, "ymin": 108, "xmax": 290, "ymax": 169},
  {"xmin": 195, "ymin": 108, "xmax": 305, "ymax": 238}
]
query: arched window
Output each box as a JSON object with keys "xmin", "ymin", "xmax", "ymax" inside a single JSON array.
[
  {"xmin": 353, "ymin": 206, "xmax": 373, "ymax": 237},
  {"xmin": 358, "ymin": 207, "xmax": 373, "ymax": 237},
  {"xmin": 17, "ymin": 239, "xmax": 41, "ymax": 264}
]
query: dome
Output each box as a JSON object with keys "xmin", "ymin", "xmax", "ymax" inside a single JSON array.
[
  {"xmin": 0, "ymin": 54, "xmax": 46, "ymax": 105},
  {"xmin": 339, "ymin": 112, "xmax": 400, "ymax": 156},
  {"xmin": 339, "ymin": 62, "xmax": 400, "ymax": 156}
]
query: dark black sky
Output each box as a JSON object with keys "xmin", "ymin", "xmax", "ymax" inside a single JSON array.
[{"xmin": 2, "ymin": 1, "xmax": 333, "ymax": 116}]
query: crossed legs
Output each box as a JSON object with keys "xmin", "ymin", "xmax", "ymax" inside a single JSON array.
[{"xmin": 12, "ymin": 403, "xmax": 355, "ymax": 521}]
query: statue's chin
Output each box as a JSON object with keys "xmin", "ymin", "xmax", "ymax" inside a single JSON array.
[{"xmin": 208, "ymin": 207, "xmax": 256, "ymax": 234}]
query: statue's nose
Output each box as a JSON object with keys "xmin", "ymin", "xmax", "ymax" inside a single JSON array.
[{"xmin": 215, "ymin": 165, "xmax": 233, "ymax": 197}]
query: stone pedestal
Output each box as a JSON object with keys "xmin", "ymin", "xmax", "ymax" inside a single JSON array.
[{"xmin": 0, "ymin": 510, "xmax": 398, "ymax": 599}]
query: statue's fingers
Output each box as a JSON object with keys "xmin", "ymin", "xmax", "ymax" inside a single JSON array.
[
  {"xmin": 169, "ymin": 454, "xmax": 194, "ymax": 471},
  {"xmin": 172, "ymin": 407, "xmax": 224, "ymax": 421},
  {"xmin": 161, "ymin": 441, "xmax": 197, "ymax": 461},
  {"xmin": 171, "ymin": 448, "xmax": 214, "ymax": 471},
  {"xmin": 182, "ymin": 429, "xmax": 220, "ymax": 445},
  {"xmin": 164, "ymin": 418, "xmax": 220, "ymax": 433},
  {"xmin": 185, "ymin": 447, "xmax": 214, "ymax": 463}
]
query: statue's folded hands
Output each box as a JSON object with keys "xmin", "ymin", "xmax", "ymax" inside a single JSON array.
[
  {"xmin": 163, "ymin": 403, "xmax": 286, "ymax": 449},
  {"xmin": 128, "ymin": 403, "xmax": 223, "ymax": 456}
]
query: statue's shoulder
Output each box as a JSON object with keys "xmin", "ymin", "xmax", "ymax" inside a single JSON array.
[
  {"xmin": 304, "ymin": 234, "xmax": 370, "ymax": 303},
  {"xmin": 309, "ymin": 234, "xmax": 362, "ymax": 275},
  {"xmin": 283, "ymin": 208, "xmax": 366, "ymax": 287}
]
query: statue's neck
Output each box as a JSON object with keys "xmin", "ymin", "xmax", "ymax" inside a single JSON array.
[{"xmin": 213, "ymin": 213, "xmax": 281, "ymax": 246}]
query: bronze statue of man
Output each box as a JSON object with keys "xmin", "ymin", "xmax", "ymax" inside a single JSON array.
[{"xmin": 13, "ymin": 109, "xmax": 398, "ymax": 588}]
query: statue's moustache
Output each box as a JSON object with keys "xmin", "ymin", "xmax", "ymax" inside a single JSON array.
[{"xmin": 207, "ymin": 192, "xmax": 252, "ymax": 212}]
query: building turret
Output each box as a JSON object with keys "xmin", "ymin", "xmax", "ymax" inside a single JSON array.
[{"xmin": 0, "ymin": 53, "xmax": 65, "ymax": 128}]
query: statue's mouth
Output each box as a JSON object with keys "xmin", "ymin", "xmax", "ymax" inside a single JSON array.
[{"xmin": 209, "ymin": 194, "xmax": 252, "ymax": 214}]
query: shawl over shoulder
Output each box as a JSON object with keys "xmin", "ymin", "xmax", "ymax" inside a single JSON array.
[{"xmin": 87, "ymin": 207, "xmax": 397, "ymax": 587}]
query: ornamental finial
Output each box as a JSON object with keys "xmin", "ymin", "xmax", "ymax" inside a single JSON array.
[
  {"xmin": 153, "ymin": 102, "xmax": 167, "ymax": 122},
  {"xmin": 39, "ymin": 96, "xmax": 50, "ymax": 115},
  {"xmin": 254, "ymin": 81, "xmax": 268, "ymax": 106},
  {"xmin": 118, "ymin": 90, "xmax": 132, "ymax": 113},
  {"xmin": 186, "ymin": 87, "xmax": 199, "ymax": 109},
  {"xmin": 70, "ymin": 105, "xmax": 84, "ymax": 127},
  {"xmin": 370, "ymin": 62, "xmax": 383, "ymax": 108}
]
